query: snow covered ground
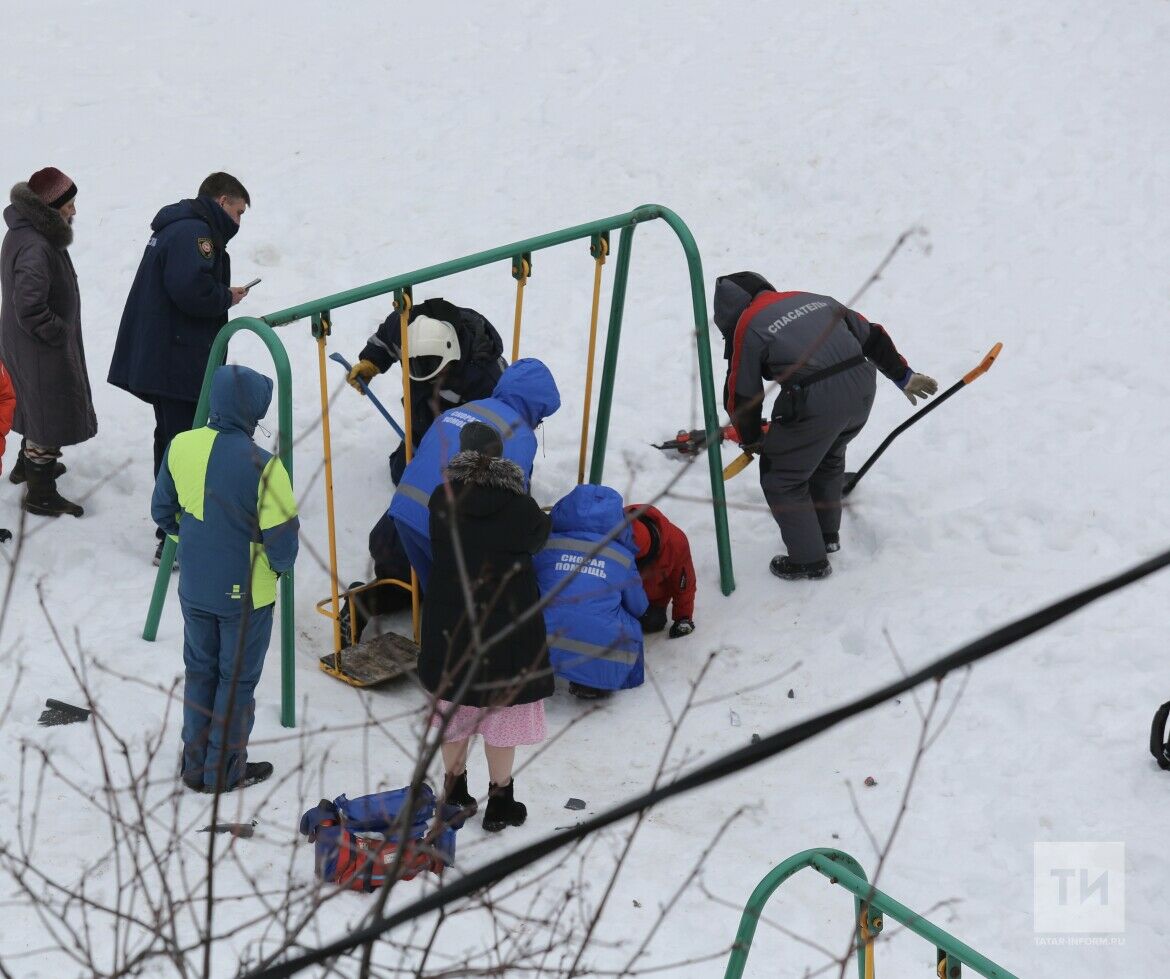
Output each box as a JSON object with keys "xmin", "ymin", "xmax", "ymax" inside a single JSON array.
[{"xmin": 2, "ymin": 1, "xmax": 1168, "ymax": 975}]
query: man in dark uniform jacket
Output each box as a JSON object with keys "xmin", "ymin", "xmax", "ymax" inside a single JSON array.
[{"xmin": 109, "ymin": 172, "xmax": 254, "ymax": 563}]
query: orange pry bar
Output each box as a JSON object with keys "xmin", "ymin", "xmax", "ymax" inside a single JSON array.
[{"xmin": 962, "ymin": 341, "xmax": 1003, "ymax": 385}]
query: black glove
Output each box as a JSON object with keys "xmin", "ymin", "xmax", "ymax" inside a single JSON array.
[{"xmin": 668, "ymin": 618, "xmax": 695, "ymax": 639}]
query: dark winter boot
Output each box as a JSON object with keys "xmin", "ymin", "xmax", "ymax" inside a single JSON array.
[
  {"xmin": 204, "ymin": 761, "xmax": 274, "ymax": 794},
  {"xmin": 482, "ymin": 779, "xmax": 527, "ymax": 833},
  {"xmin": 639, "ymin": 605, "xmax": 668, "ymax": 634},
  {"xmin": 338, "ymin": 582, "xmax": 366, "ymax": 648},
  {"xmin": 8, "ymin": 451, "xmax": 65, "ymax": 485},
  {"xmin": 22, "ymin": 461, "xmax": 84, "ymax": 518},
  {"xmin": 569, "ymin": 682, "xmax": 611, "ymax": 700},
  {"xmin": 440, "ymin": 770, "xmax": 478, "ymax": 828},
  {"xmin": 769, "ymin": 555, "xmax": 832, "ymax": 580},
  {"xmin": 153, "ymin": 540, "xmax": 178, "ymax": 571},
  {"xmin": 822, "ymin": 533, "xmax": 840, "ymax": 553}
]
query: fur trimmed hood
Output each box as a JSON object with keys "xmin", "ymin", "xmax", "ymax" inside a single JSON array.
[
  {"xmin": 6, "ymin": 183, "xmax": 73, "ymax": 248},
  {"xmin": 443, "ymin": 450, "xmax": 527, "ymax": 494}
]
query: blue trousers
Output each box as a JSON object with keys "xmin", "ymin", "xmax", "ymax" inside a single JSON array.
[
  {"xmin": 180, "ymin": 601, "xmax": 274, "ymax": 788},
  {"xmin": 393, "ymin": 518, "xmax": 432, "ymax": 591}
]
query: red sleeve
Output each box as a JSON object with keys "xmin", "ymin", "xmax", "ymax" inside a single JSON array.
[
  {"xmin": 666, "ymin": 524, "xmax": 696, "ymax": 620},
  {"xmin": 0, "ymin": 364, "xmax": 15, "ymax": 470}
]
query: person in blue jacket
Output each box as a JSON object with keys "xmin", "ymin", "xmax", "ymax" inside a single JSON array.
[
  {"xmin": 387, "ymin": 357, "xmax": 560, "ymax": 590},
  {"xmin": 109, "ymin": 172, "xmax": 255, "ymax": 565},
  {"xmin": 533, "ymin": 484, "xmax": 649, "ymax": 700},
  {"xmin": 152, "ymin": 365, "xmax": 299, "ymax": 794}
]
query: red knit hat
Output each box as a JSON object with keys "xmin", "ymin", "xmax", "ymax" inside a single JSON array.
[
  {"xmin": 632, "ymin": 519, "xmax": 651, "ymax": 559},
  {"xmin": 28, "ymin": 167, "xmax": 77, "ymax": 209}
]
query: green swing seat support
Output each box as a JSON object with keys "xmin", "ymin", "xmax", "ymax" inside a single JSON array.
[
  {"xmin": 724, "ymin": 848, "xmax": 1020, "ymax": 979},
  {"xmin": 140, "ymin": 204, "xmax": 733, "ymax": 728}
]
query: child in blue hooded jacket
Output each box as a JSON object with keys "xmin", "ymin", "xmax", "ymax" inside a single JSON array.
[{"xmin": 533, "ymin": 484, "xmax": 648, "ymax": 699}]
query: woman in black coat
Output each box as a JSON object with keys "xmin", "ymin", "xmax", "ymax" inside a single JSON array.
[{"xmin": 420, "ymin": 422, "xmax": 551, "ymax": 833}]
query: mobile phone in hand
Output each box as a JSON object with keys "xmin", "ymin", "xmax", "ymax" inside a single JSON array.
[{"xmin": 243, "ymin": 277, "xmax": 262, "ymax": 290}]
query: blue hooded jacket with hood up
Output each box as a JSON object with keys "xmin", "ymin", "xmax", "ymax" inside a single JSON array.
[
  {"xmin": 108, "ymin": 196, "xmax": 239, "ymax": 403},
  {"xmin": 388, "ymin": 357, "xmax": 560, "ymax": 537},
  {"xmin": 533, "ymin": 484, "xmax": 649, "ymax": 691},
  {"xmin": 152, "ymin": 365, "xmax": 300, "ymax": 614}
]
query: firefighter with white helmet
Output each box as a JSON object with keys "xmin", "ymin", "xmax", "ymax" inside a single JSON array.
[{"xmin": 346, "ymin": 297, "xmax": 507, "ymax": 483}]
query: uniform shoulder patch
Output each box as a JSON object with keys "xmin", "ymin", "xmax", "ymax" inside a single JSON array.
[{"xmin": 196, "ymin": 237, "xmax": 214, "ymax": 260}]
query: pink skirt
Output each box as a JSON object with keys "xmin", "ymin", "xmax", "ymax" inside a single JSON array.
[{"xmin": 429, "ymin": 699, "xmax": 547, "ymax": 747}]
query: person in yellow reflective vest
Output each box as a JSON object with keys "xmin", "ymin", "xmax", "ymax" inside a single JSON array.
[{"xmin": 152, "ymin": 365, "xmax": 299, "ymax": 793}]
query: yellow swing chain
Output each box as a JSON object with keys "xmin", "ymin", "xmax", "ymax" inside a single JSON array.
[
  {"xmin": 858, "ymin": 904, "xmax": 881, "ymax": 979},
  {"xmin": 577, "ymin": 235, "xmax": 608, "ymax": 484},
  {"xmin": 511, "ymin": 256, "xmax": 530, "ymax": 363},
  {"xmin": 396, "ymin": 290, "xmax": 422, "ymax": 644},
  {"xmin": 314, "ymin": 312, "xmax": 344, "ymax": 668}
]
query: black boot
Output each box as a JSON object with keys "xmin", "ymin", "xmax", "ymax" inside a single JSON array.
[
  {"xmin": 769, "ymin": 555, "xmax": 832, "ymax": 580},
  {"xmin": 569, "ymin": 682, "xmax": 611, "ymax": 700},
  {"xmin": 639, "ymin": 605, "xmax": 668, "ymax": 634},
  {"xmin": 440, "ymin": 770, "xmax": 478, "ymax": 828},
  {"xmin": 482, "ymin": 779, "xmax": 527, "ymax": 832},
  {"xmin": 22, "ymin": 460, "xmax": 83, "ymax": 517},
  {"xmin": 153, "ymin": 539, "xmax": 178, "ymax": 571},
  {"xmin": 338, "ymin": 582, "xmax": 367, "ymax": 647},
  {"xmin": 203, "ymin": 761, "xmax": 274, "ymax": 794},
  {"xmin": 9, "ymin": 451, "xmax": 65, "ymax": 485}
]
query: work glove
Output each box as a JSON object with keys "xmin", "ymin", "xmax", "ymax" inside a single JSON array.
[
  {"xmin": 346, "ymin": 359, "xmax": 381, "ymax": 393},
  {"xmin": 668, "ymin": 618, "xmax": 695, "ymax": 639},
  {"xmin": 901, "ymin": 372, "xmax": 938, "ymax": 406}
]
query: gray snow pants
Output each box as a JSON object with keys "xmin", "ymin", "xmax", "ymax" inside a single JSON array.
[{"xmin": 759, "ymin": 385, "xmax": 875, "ymax": 564}]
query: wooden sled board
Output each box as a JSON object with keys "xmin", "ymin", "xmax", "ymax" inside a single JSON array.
[{"xmin": 319, "ymin": 631, "xmax": 420, "ymax": 688}]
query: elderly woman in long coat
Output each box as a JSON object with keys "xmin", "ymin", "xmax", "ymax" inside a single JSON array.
[{"xmin": 0, "ymin": 167, "xmax": 97, "ymax": 517}]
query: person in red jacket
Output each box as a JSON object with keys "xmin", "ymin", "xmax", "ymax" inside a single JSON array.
[
  {"xmin": 0, "ymin": 360, "xmax": 15, "ymax": 541},
  {"xmin": 625, "ymin": 504, "xmax": 696, "ymax": 638}
]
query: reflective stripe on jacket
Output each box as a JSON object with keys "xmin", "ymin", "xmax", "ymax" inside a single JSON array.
[{"xmin": 152, "ymin": 365, "xmax": 299, "ymax": 612}]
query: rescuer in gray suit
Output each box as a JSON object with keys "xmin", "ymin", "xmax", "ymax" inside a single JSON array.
[{"xmin": 713, "ymin": 272, "xmax": 937, "ymax": 581}]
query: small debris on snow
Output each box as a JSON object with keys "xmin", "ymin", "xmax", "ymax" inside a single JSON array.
[
  {"xmin": 729, "ymin": 709, "xmax": 741, "ymax": 727},
  {"xmin": 633, "ymin": 899, "xmax": 642, "ymax": 909},
  {"xmin": 864, "ymin": 776, "xmax": 877, "ymax": 787},
  {"xmin": 565, "ymin": 798, "xmax": 586, "ymax": 811},
  {"xmin": 37, "ymin": 699, "xmax": 91, "ymax": 727},
  {"xmin": 750, "ymin": 733, "xmax": 761, "ymax": 744},
  {"xmin": 787, "ymin": 688, "xmax": 795, "ymax": 699},
  {"xmin": 832, "ymin": 832, "xmax": 840, "ymax": 839}
]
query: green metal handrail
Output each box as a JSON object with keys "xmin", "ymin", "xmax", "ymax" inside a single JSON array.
[
  {"xmin": 140, "ymin": 205, "xmax": 733, "ymax": 731},
  {"xmin": 724, "ymin": 848, "xmax": 1019, "ymax": 979},
  {"xmin": 262, "ymin": 203, "xmax": 734, "ymax": 597},
  {"xmin": 141, "ymin": 317, "xmax": 297, "ymax": 729}
]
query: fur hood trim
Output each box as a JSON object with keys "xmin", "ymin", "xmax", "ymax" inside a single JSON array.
[
  {"xmin": 8, "ymin": 183, "xmax": 73, "ymax": 248},
  {"xmin": 444, "ymin": 450, "xmax": 527, "ymax": 494}
]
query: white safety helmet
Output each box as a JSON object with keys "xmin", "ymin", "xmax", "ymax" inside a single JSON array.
[{"xmin": 406, "ymin": 315, "xmax": 460, "ymax": 381}]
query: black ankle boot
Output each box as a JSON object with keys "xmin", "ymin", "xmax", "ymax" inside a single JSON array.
[
  {"xmin": 22, "ymin": 460, "xmax": 83, "ymax": 518},
  {"xmin": 769, "ymin": 555, "xmax": 831, "ymax": 580},
  {"xmin": 441, "ymin": 770, "xmax": 478, "ymax": 828},
  {"xmin": 482, "ymin": 779, "xmax": 527, "ymax": 832}
]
